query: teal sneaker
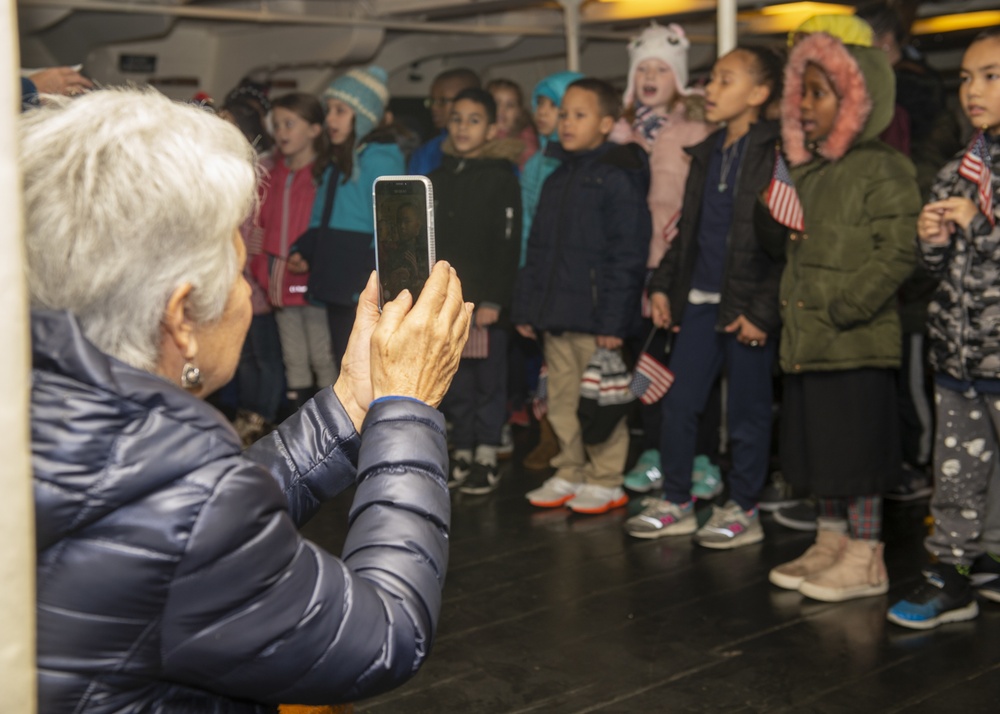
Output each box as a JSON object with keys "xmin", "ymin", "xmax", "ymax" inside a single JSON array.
[
  {"xmin": 623, "ymin": 449, "xmax": 662, "ymax": 493},
  {"xmin": 691, "ymin": 455, "xmax": 723, "ymax": 500}
]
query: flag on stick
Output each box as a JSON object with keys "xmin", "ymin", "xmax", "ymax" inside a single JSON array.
[
  {"xmin": 628, "ymin": 329, "xmax": 675, "ymax": 405},
  {"xmin": 958, "ymin": 130, "xmax": 995, "ymax": 226},
  {"xmin": 767, "ymin": 149, "xmax": 805, "ymax": 231}
]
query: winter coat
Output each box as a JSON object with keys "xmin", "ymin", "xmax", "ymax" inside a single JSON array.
[
  {"xmin": 919, "ymin": 135, "xmax": 1000, "ymax": 383},
  {"xmin": 408, "ymin": 131, "xmax": 447, "ymax": 176},
  {"xmin": 770, "ymin": 33, "xmax": 920, "ymax": 374},
  {"xmin": 250, "ymin": 154, "xmax": 317, "ymax": 308},
  {"xmin": 649, "ymin": 121, "xmax": 784, "ymax": 335},
  {"xmin": 612, "ymin": 99, "xmax": 714, "ymax": 268},
  {"xmin": 32, "ymin": 309, "xmax": 450, "ymax": 713},
  {"xmin": 430, "ymin": 137, "xmax": 522, "ymax": 321},
  {"xmin": 511, "ymin": 141, "xmax": 651, "ymax": 339},
  {"xmin": 298, "ymin": 140, "xmax": 405, "ymax": 305}
]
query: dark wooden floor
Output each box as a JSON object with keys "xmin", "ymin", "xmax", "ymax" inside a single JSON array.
[{"xmin": 301, "ymin": 427, "xmax": 1000, "ymax": 714}]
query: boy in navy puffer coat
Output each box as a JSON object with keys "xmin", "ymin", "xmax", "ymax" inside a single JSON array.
[{"xmin": 513, "ymin": 78, "xmax": 651, "ymax": 515}]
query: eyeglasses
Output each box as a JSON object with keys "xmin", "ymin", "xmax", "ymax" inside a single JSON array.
[{"xmin": 424, "ymin": 96, "xmax": 456, "ymax": 109}]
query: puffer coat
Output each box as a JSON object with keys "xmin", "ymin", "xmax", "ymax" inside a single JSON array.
[
  {"xmin": 32, "ymin": 309, "xmax": 450, "ymax": 713},
  {"xmin": 771, "ymin": 33, "xmax": 920, "ymax": 373},
  {"xmin": 920, "ymin": 134, "xmax": 1000, "ymax": 382}
]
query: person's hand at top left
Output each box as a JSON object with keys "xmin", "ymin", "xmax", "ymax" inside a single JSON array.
[{"xmin": 29, "ymin": 67, "xmax": 93, "ymax": 96}]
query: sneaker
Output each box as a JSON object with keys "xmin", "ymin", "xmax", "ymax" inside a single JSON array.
[
  {"xmin": 567, "ymin": 484, "xmax": 629, "ymax": 514},
  {"xmin": 887, "ymin": 563, "xmax": 979, "ymax": 630},
  {"xmin": 526, "ymin": 476, "xmax": 581, "ymax": 508},
  {"xmin": 773, "ymin": 499, "xmax": 818, "ymax": 531},
  {"xmin": 460, "ymin": 462, "xmax": 501, "ymax": 495},
  {"xmin": 884, "ymin": 463, "xmax": 933, "ymax": 502},
  {"xmin": 691, "ymin": 455, "xmax": 723, "ymax": 501},
  {"xmin": 623, "ymin": 449, "xmax": 662, "ymax": 493},
  {"xmin": 448, "ymin": 457, "xmax": 472, "ymax": 489},
  {"xmin": 799, "ymin": 538, "xmax": 888, "ymax": 602},
  {"xmin": 769, "ymin": 528, "xmax": 847, "ymax": 590},
  {"xmin": 624, "ymin": 499, "xmax": 697, "ymax": 539},
  {"xmin": 694, "ymin": 501, "xmax": 764, "ymax": 549},
  {"xmin": 497, "ymin": 423, "xmax": 514, "ymax": 461},
  {"xmin": 758, "ymin": 471, "xmax": 800, "ymax": 512},
  {"xmin": 971, "ymin": 552, "xmax": 1000, "ymax": 603}
]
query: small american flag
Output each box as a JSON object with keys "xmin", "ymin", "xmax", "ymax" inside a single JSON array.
[
  {"xmin": 532, "ymin": 364, "xmax": 548, "ymax": 421},
  {"xmin": 628, "ymin": 352, "xmax": 675, "ymax": 405},
  {"xmin": 663, "ymin": 210, "xmax": 681, "ymax": 245},
  {"xmin": 958, "ymin": 131, "xmax": 995, "ymax": 226},
  {"xmin": 767, "ymin": 149, "xmax": 805, "ymax": 231},
  {"xmin": 462, "ymin": 326, "xmax": 489, "ymax": 359}
]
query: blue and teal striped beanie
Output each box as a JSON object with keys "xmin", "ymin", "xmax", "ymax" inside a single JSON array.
[{"xmin": 323, "ymin": 65, "xmax": 390, "ymax": 143}]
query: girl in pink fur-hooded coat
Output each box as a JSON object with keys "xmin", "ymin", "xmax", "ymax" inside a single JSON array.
[{"xmin": 765, "ymin": 31, "xmax": 920, "ymax": 604}]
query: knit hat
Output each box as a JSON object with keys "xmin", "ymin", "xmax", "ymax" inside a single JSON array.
[
  {"xmin": 623, "ymin": 22, "xmax": 691, "ymax": 109},
  {"xmin": 531, "ymin": 70, "xmax": 584, "ymax": 140},
  {"xmin": 791, "ymin": 14, "xmax": 874, "ymax": 47},
  {"xmin": 323, "ymin": 65, "xmax": 390, "ymax": 143}
]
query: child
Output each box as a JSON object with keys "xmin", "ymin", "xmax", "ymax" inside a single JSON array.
[
  {"xmin": 623, "ymin": 46, "xmax": 786, "ymax": 548},
  {"xmin": 292, "ymin": 66, "xmax": 405, "ymax": 367},
  {"xmin": 612, "ymin": 22, "xmax": 715, "ymax": 494},
  {"xmin": 486, "ymin": 78, "xmax": 538, "ymax": 171},
  {"xmin": 888, "ymin": 28, "xmax": 1000, "ymax": 629},
  {"xmin": 250, "ymin": 92, "xmax": 336, "ymax": 410},
  {"xmin": 430, "ymin": 88, "xmax": 523, "ymax": 494},
  {"xmin": 512, "ymin": 78, "xmax": 651, "ymax": 514},
  {"xmin": 764, "ymin": 32, "xmax": 920, "ymax": 601}
]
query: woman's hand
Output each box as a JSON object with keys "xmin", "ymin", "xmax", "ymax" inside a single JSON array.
[
  {"xmin": 333, "ymin": 271, "xmax": 381, "ymax": 432},
  {"xmin": 371, "ymin": 261, "xmax": 473, "ymax": 408},
  {"xmin": 724, "ymin": 314, "xmax": 767, "ymax": 347}
]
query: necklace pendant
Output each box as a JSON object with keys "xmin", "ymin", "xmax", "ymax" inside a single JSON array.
[{"xmin": 718, "ymin": 182, "xmax": 727, "ymax": 192}]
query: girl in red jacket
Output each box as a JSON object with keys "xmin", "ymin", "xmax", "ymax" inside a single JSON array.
[{"xmin": 251, "ymin": 93, "xmax": 336, "ymax": 407}]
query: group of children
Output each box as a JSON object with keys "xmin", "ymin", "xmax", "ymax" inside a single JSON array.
[
  {"xmin": 426, "ymin": 21, "xmax": 1000, "ymax": 632},
  {"xmin": 221, "ymin": 19, "xmax": 1000, "ymax": 633}
]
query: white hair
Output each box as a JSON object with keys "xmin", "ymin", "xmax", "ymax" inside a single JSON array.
[{"xmin": 19, "ymin": 87, "xmax": 259, "ymax": 370}]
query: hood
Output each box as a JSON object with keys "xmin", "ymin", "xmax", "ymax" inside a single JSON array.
[
  {"xmin": 532, "ymin": 70, "xmax": 584, "ymax": 140},
  {"xmin": 781, "ymin": 32, "xmax": 895, "ymax": 166},
  {"xmin": 441, "ymin": 136, "xmax": 524, "ymax": 163}
]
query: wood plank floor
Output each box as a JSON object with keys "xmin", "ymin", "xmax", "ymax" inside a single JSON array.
[{"xmin": 300, "ymin": 427, "xmax": 1000, "ymax": 713}]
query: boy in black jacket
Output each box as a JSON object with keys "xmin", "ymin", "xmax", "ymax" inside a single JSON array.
[
  {"xmin": 431, "ymin": 88, "xmax": 522, "ymax": 495},
  {"xmin": 512, "ymin": 78, "xmax": 651, "ymax": 514}
]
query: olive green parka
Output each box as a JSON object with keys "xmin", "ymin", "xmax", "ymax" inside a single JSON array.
[{"xmin": 767, "ymin": 33, "xmax": 921, "ymax": 374}]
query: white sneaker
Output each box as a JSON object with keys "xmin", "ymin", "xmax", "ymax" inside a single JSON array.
[
  {"xmin": 566, "ymin": 484, "xmax": 628, "ymax": 514},
  {"xmin": 624, "ymin": 499, "xmax": 697, "ymax": 538},
  {"xmin": 526, "ymin": 476, "xmax": 582, "ymax": 508}
]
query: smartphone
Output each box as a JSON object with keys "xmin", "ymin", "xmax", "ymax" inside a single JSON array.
[{"xmin": 373, "ymin": 176, "xmax": 436, "ymax": 308}]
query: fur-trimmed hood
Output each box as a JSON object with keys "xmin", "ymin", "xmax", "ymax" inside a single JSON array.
[
  {"xmin": 440, "ymin": 135, "xmax": 524, "ymax": 163},
  {"xmin": 781, "ymin": 32, "xmax": 895, "ymax": 166}
]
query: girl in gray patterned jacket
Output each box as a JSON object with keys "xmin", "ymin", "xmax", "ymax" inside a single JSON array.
[{"xmin": 888, "ymin": 28, "xmax": 1000, "ymax": 631}]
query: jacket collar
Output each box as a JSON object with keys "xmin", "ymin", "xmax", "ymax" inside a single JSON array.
[{"xmin": 686, "ymin": 120, "xmax": 780, "ymax": 163}]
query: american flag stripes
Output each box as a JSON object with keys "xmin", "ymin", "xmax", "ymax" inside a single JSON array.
[
  {"xmin": 767, "ymin": 149, "xmax": 805, "ymax": 232},
  {"xmin": 958, "ymin": 131, "xmax": 995, "ymax": 226},
  {"xmin": 628, "ymin": 352, "xmax": 675, "ymax": 405},
  {"xmin": 532, "ymin": 364, "xmax": 548, "ymax": 421},
  {"xmin": 461, "ymin": 326, "xmax": 489, "ymax": 359}
]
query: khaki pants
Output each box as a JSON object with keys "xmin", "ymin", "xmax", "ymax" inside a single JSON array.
[{"xmin": 543, "ymin": 332, "xmax": 628, "ymax": 488}]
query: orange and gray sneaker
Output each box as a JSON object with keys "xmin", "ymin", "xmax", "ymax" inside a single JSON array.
[
  {"xmin": 567, "ymin": 484, "xmax": 629, "ymax": 514},
  {"xmin": 526, "ymin": 476, "xmax": 582, "ymax": 507}
]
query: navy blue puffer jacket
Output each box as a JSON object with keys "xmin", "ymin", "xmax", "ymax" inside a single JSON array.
[
  {"xmin": 32, "ymin": 310, "xmax": 450, "ymax": 713},
  {"xmin": 511, "ymin": 141, "xmax": 651, "ymax": 339}
]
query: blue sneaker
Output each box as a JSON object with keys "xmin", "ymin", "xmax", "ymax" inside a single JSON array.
[
  {"xmin": 887, "ymin": 564, "xmax": 979, "ymax": 630},
  {"xmin": 623, "ymin": 449, "xmax": 662, "ymax": 493},
  {"xmin": 691, "ymin": 455, "xmax": 723, "ymax": 500}
]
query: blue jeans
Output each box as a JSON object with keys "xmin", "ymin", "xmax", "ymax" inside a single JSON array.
[
  {"xmin": 659, "ymin": 303, "xmax": 775, "ymax": 510},
  {"xmin": 237, "ymin": 313, "xmax": 284, "ymax": 422}
]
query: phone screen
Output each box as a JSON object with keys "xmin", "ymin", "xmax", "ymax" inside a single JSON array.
[{"xmin": 373, "ymin": 177, "xmax": 435, "ymax": 307}]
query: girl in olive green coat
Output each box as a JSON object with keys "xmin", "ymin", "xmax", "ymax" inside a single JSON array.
[{"xmin": 765, "ymin": 32, "xmax": 920, "ymax": 603}]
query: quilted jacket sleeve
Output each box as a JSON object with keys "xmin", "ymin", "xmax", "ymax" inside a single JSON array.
[{"xmin": 159, "ymin": 398, "xmax": 450, "ymax": 705}]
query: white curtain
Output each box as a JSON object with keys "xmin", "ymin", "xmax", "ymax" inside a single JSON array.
[{"xmin": 0, "ymin": 1, "xmax": 37, "ymax": 711}]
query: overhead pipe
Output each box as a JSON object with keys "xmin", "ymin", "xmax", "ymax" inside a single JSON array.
[
  {"xmin": 558, "ymin": 0, "xmax": 584, "ymax": 72},
  {"xmin": 717, "ymin": 0, "xmax": 737, "ymax": 56}
]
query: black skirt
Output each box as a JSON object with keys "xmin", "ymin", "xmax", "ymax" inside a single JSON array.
[{"xmin": 780, "ymin": 369, "xmax": 900, "ymax": 497}]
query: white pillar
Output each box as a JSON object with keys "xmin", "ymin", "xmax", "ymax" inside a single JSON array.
[
  {"xmin": 717, "ymin": 0, "xmax": 738, "ymax": 56},
  {"xmin": 0, "ymin": 1, "xmax": 37, "ymax": 712},
  {"xmin": 559, "ymin": 0, "xmax": 584, "ymax": 72}
]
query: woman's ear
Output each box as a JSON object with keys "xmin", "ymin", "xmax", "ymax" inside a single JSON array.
[{"xmin": 161, "ymin": 283, "xmax": 198, "ymax": 361}]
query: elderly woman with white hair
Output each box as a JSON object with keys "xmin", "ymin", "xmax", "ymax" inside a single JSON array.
[{"xmin": 24, "ymin": 88, "xmax": 471, "ymax": 712}]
